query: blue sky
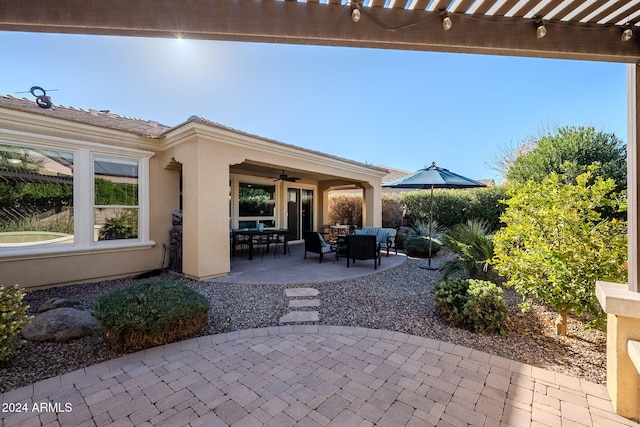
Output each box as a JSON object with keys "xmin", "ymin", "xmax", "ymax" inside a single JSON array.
[{"xmin": 1, "ymin": 31, "xmax": 628, "ymax": 182}]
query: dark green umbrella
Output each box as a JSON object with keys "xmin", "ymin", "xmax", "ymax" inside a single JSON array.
[{"xmin": 382, "ymin": 162, "xmax": 486, "ymax": 268}]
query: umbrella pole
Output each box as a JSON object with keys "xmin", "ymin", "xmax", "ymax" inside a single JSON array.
[{"xmin": 421, "ymin": 184, "xmax": 439, "ymax": 270}]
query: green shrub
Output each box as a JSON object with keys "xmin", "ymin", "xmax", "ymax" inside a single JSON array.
[
  {"xmin": 463, "ymin": 280, "xmax": 508, "ymax": 334},
  {"xmin": 400, "ymin": 187, "xmax": 507, "ymax": 232},
  {"xmin": 382, "ymin": 194, "xmax": 403, "ymax": 229},
  {"xmin": 93, "ymin": 280, "xmax": 210, "ymax": 351},
  {"xmin": 405, "ymin": 236, "xmax": 442, "ymax": 257},
  {"xmin": 0, "ymin": 285, "xmax": 32, "ymax": 364},
  {"xmin": 432, "ymin": 278, "xmax": 469, "ymax": 326},
  {"xmin": 467, "ymin": 186, "xmax": 508, "ymax": 229},
  {"xmin": 433, "ymin": 279, "xmax": 507, "ymax": 334},
  {"xmin": 394, "ymin": 230, "xmax": 408, "ymax": 250},
  {"xmin": 328, "ymin": 194, "xmax": 362, "ymax": 227},
  {"xmin": 441, "ymin": 219, "xmax": 496, "ymax": 280},
  {"xmin": 405, "ymin": 220, "xmax": 442, "ymax": 258}
]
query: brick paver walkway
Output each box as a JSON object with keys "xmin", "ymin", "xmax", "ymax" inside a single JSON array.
[{"xmin": 1, "ymin": 325, "xmax": 638, "ymax": 426}]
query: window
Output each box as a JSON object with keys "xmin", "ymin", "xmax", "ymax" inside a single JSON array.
[
  {"xmin": 0, "ymin": 144, "xmax": 74, "ymax": 247},
  {"xmin": 94, "ymin": 157, "xmax": 139, "ymax": 241},
  {"xmin": 0, "ymin": 141, "xmax": 152, "ymax": 255},
  {"xmin": 239, "ymin": 183, "xmax": 275, "ymax": 217},
  {"xmin": 238, "ymin": 182, "xmax": 276, "ymax": 228}
]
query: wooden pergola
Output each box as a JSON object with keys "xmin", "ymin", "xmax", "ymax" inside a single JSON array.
[
  {"xmin": 4, "ymin": 0, "xmax": 640, "ymax": 418},
  {"xmin": 1, "ymin": 1, "xmax": 640, "ymax": 62}
]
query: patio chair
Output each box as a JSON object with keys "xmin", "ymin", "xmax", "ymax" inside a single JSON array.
[
  {"xmin": 252, "ymin": 233, "xmax": 269, "ymax": 260},
  {"xmin": 231, "ymin": 230, "xmax": 251, "ymax": 258},
  {"xmin": 346, "ymin": 235, "xmax": 381, "ymax": 269},
  {"xmin": 303, "ymin": 232, "xmax": 334, "ymax": 263},
  {"xmin": 269, "ymin": 231, "xmax": 289, "ymax": 258}
]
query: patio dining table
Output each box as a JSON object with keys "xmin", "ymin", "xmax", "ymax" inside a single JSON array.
[{"xmin": 231, "ymin": 228, "xmax": 288, "ymax": 260}]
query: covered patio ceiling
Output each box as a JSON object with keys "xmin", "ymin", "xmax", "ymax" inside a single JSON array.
[{"xmin": 1, "ymin": 1, "xmax": 640, "ymax": 63}]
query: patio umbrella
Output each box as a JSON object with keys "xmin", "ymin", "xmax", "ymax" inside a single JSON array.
[{"xmin": 382, "ymin": 162, "xmax": 486, "ymax": 269}]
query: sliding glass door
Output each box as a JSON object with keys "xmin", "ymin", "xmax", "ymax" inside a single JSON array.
[{"xmin": 287, "ymin": 188, "xmax": 313, "ymax": 241}]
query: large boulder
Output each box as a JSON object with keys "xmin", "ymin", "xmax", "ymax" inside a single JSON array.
[
  {"xmin": 22, "ymin": 308, "xmax": 102, "ymax": 343},
  {"xmin": 35, "ymin": 297, "xmax": 82, "ymax": 313}
]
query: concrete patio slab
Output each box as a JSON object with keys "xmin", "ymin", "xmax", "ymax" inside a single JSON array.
[
  {"xmin": 211, "ymin": 243, "xmax": 406, "ymax": 285},
  {"xmin": 1, "ymin": 326, "xmax": 637, "ymax": 427}
]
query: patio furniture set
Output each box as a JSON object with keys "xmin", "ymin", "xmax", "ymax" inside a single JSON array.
[
  {"xmin": 231, "ymin": 228, "xmax": 289, "ymax": 260},
  {"xmin": 303, "ymin": 226, "xmax": 398, "ymax": 269},
  {"xmin": 231, "ymin": 225, "xmax": 397, "ymax": 270}
]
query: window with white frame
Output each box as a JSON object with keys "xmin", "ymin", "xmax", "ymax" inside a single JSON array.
[
  {"xmin": 94, "ymin": 157, "xmax": 139, "ymax": 241},
  {"xmin": 0, "ymin": 144, "xmax": 74, "ymax": 247},
  {"xmin": 238, "ymin": 182, "xmax": 276, "ymax": 228},
  {"xmin": 0, "ymin": 141, "xmax": 151, "ymax": 254}
]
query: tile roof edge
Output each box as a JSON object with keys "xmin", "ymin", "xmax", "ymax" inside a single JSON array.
[{"xmin": 166, "ymin": 115, "xmax": 389, "ymax": 174}]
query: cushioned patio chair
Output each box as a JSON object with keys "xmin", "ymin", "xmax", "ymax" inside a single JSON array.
[
  {"xmin": 346, "ymin": 235, "xmax": 381, "ymax": 269},
  {"xmin": 358, "ymin": 226, "xmax": 398, "ymax": 257},
  {"xmin": 303, "ymin": 231, "xmax": 334, "ymax": 263}
]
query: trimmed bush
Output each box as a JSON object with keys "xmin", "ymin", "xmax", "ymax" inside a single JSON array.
[
  {"xmin": 405, "ymin": 236, "xmax": 442, "ymax": 258},
  {"xmin": 93, "ymin": 280, "xmax": 210, "ymax": 351},
  {"xmin": 405, "ymin": 220, "xmax": 443, "ymax": 258},
  {"xmin": 433, "ymin": 279, "xmax": 508, "ymax": 334},
  {"xmin": 400, "ymin": 187, "xmax": 507, "ymax": 231},
  {"xmin": 0, "ymin": 285, "xmax": 32, "ymax": 364}
]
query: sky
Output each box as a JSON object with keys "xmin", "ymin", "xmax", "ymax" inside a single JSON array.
[{"xmin": 1, "ymin": 30, "xmax": 628, "ymax": 183}]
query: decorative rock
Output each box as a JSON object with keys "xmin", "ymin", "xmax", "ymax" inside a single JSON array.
[
  {"xmin": 21, "ymin": 308, "xmax": 102, "ymax": 343},
  {"xmin": 35, "ymin": 297, "xmax": 82, "ymax": 313}
]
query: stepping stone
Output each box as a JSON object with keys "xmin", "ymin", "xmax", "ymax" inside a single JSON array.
[
  {"xmin": 279, "ymin": 311, "xmax": 319, "ymax": 323},
  {"xmin": 289, "ymin": 299, "xmax": 320, "ymax": 308},
  {"xmin": 285, "ymin": 288, "xmax": 319, "ymax": 297}
]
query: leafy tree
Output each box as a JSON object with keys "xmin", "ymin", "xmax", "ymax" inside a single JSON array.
[
  {"xmin": 507, "ymin": 126, "xmax": 627, "ymax": 191},
  {"xmin": 492, "ymin": 171, "xmax": 627, "ymax": 334}
]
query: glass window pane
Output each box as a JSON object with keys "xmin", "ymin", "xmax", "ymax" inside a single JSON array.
[
  {"xmin": 94, "ymin": 157, "xmax": 138, "ymax": 206},
  {"xmin": 239, "ymin": 183, "xmax": 275, "ymax": 217},
  {"xmin": 0, "ymin": 145, "xmax": 74, "ymax": 247},
  {"xmin": 95, "ymin": 207, "xmax": 139, "ymax": 241},
  {"xmin": 94, "ymin": 157, "xmax": 139, "ymax": 242}
]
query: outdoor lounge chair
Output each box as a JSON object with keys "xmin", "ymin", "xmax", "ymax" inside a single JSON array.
[
  {"xmin": 303, "ymin": 231, "xmax": 334, "ymax": 263},
  {"xmin": 346, "ymin": 235, "xmax": 381, "ymax": 269}
]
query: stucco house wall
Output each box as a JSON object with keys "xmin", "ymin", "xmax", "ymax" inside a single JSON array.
[{"xmin": 0, "ymin": 95, "xmax": 386, "ymax": 289}]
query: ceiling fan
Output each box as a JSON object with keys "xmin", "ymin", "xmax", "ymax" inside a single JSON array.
[{"xmin": 274, "ymin": 170, "xmax": 300, "ymax": 182}]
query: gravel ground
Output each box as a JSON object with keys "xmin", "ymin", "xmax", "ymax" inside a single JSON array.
[{"xmin": 0, "ymin": 255, "xmax": 606, "ymax": 394}]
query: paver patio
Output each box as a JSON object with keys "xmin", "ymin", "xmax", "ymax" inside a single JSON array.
[{"xmin": 1, "ymin": 325, "xmax": 637, "ymax": 427}]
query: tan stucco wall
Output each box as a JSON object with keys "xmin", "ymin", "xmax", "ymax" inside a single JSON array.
[
  {"xmin": 606, "ymin": 313, "xmax": 640, "ymax": 420},
  {"xmin": 1, "ymin": 112, "xmax": 386, "ymax": 287},
  {"xmin": 1, "ymin": 149, "xmax": 180, "ymax": 290}
]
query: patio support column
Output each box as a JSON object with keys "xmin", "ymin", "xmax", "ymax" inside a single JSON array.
[
  {"xmin": 596, "ymin": 63, "xmax": 640, "ymax": 422},
  {"xmin": 362, "ymin": 185, "xmax": 382, "ymax": 227},
  {"xmin": 174, "ymin": 138, "xmax": 233, "ymax": 280},
  {"xmin": 318, "ymin": 182, "xmax": 331, "ymax": 229}
]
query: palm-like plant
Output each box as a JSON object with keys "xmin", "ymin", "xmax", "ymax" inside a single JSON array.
[{"xmin": 441, "ymin": 219, "xmax": 496, "ymax": 280}]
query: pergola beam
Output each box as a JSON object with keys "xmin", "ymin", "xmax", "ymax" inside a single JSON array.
[{"xmin": 1, "ymin": 0, "xmax": 640, "ymax": 63}]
